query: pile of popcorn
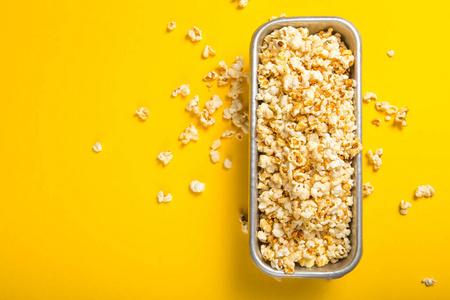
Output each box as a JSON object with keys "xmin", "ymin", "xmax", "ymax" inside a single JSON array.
[{"xmin": 255, "ymin": 26, "xmax": 362, "ymax": 273}]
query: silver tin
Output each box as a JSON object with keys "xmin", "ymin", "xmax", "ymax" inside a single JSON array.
[{"xmin": 249, "ymin": 17, "xmax": 362, "ymax": 279}]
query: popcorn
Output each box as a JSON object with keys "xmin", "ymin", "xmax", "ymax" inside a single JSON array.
[
  {"xmin": 387, "ymin": 50, "xmax": 395, "ymax": 57},
  {"xmin": 167, "ymin": 21, "xmax": 176, "ymax": 31},
  {"xmin": 422, "ymin": 278, "xmax": 436, "ymax": 287},
  {"xmin": 399, "ymin": 200, "xmax": 412, "ymax": 215},
  {"xmin": 224, "ymin": 158, "xmax": 232, "ymax": 169},
  {"xmin": 135, "ymin": 107, "xmax": 150, "ymax": 120},
  {"xmin": 375, "ymin": 102, "xmax": 391, "ymax": 112},
  {"xmin": 190, "ymin": 180, "xmax": 205, "ymax": 193},
  {"xmin": 179, "ymin": 124, "xmax": 199, "ymax": 144},
  {"xmin": 235, "ymin": 132, "xmax": 243, "ymax": 140},
  {"xmin": 269, "ymin": 13, "xmax": 286, "ymax": 21},
  {"xmin": 239, "ymin": 214, "xmax": 248, "ymax": 234},
  {"xmin": 206, "ymin": 84, "xmax": 212, "ymax": 91},
  {"xmin": 203, "ymin": 71, "xmax": 218, "ymax": 81},
  {"xmin": 372, "ymin": 119, "xmax": 382, "ymax": 126},
  {"xmin": 211, "ymin": 139, "xmax": 221, "ymax": 150},
  {"xmin": 205, "ymin": 95, "xmax": 223, "ymax": 115},
  {"xmin": 210, "ymin": 149, "xmax": 220, "ymax": 163},
  {"xmin": 221, "ymin": 130, "xmax": 235, "ymax": 139},
  {"xmin": 385, "ymin": 116, "xmax": 391, "ymax": 121},
  {"xmin": 200, "ymin": 109, "xmax": 216, "ymax": 127},
  {"xmin": 92, "ymin": 142, "xmax": 102, "ymax": 153},
  {"xmin": 363, "ymin": 182, "xmax": 374, "ymax": 197},
  {"xmin": 157, "ymin": 191, "xmax": 172, "ymax": 203},
  {"xmin": 256, "ymin": 26, "xmax": 362, "ymax": 272},
  {"xmin": 415, "ymin": 185, "xmax": 435, "ymax": 198},
  {"xmin": 202, "ymin": 45, "xmax": 216, "ymax": 58},
  {"xmin": 395, "ymin": 107, "xmax": 409, "ymax": 127},
  {"xmin": 157, "ymin": 150, "xmax": 173, "ymax": 166},
  {"xmin": 187, "ymin": 26, "xmax": 202, "ymax": 42},
  {"xmin": 186, "ymin": 95, "xmax": 200, "ymax": 114},
  {"xmin": 236, "ymin": 0, "xmax": 248, "ymax": 8},
  {"xmin": 363, "ymin": 92, "xmax": 377, "ymax": 103},
  {"xmin": 386, "ymin": 105, "xmax": 398, "ymax": 115},
  {"xmin": 367, "ymin": 149, "xmax": 383, "ymax": 171},
  {"xmin": 172, "ymin": 84, "xmax": 190, "ymax": 97}
]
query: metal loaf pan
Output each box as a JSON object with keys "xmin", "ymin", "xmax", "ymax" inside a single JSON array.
[{"xmin": 249, "ymin": 17, "xmax": 362, "ymax": 279}]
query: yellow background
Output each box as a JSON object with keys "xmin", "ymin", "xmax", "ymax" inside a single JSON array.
[{"xmin": 0, "ymin": 0, "xmax": 449, "ymax": 299}]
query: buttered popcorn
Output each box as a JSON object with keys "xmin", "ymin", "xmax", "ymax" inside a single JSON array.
[
  {"xmin": 367, "ymin": 149, "xmax": 383, "ymax": 171},
  {"xmin": 157, "ymin": 150, "xmax": 173, "ymax": 166},
  {"xmin": 172, "ymin": 84, "xmax": 190, "ymax": 97},
  {"xmin": 415, "ymin": 185, "xmax": 435, "ymax": 198},
  {"xmin": 399, "ymin": 200, "xmax": 411, "ymax": 215},
  {"xmin": 362, "ymin": 183, "xmax": 374, "ymax": 197},
  {"xmin": 179, "ymin": 124, "xmax": 199, "ymax": 144},
  {"xmin": 187, "ymin": 26, "xmax": 202, "ymax": 42},
  {"xmin": 255, "ymin": 26, "xmax": 362, "ymax": 273}
]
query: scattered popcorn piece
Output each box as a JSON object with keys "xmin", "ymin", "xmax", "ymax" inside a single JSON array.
[
  {"xmin": 190, "ymin": 180, "xmax": 205, "ymax": 193},
  {"xmin": 157, "ymin": 150, "xmax": 173, "ymax": 166},
  {"xmin": 224, "ymin": 158, "xmax": 232, "ymax": 169},
  {"xmin": 211, "ymin": 139, "xmax": 221, "ymax": 150},
  {"xmin": 269, "ymin": 13, "xmax": 286, "ymax": 21},
  {"xmin": 135, "ymin": 107, "xmax": 150, "ymax": 120},
  {"xmin": 210, "ymin": 149, "xmax": 220, "ymax": 163},
  {"xmin": 202, "ymin": 45, "xmax": 216, "ymax": 58},
  {"xmin": 372, "ymin": 119, "xmax": 382, "ymax": 126},
  {"xmin": 387, "ymin": 50, "xmax": 395, "ymax": 57},
  {"xmin": 206, "ymin": 84, "xmax": 212, "ymax": 91},
  {"xmin": 375, "ymin": 101, "xmax": 391, "ymax": 112},
  {"xmin": 92, "ymin": 142, "xmax": 102, "ymax": 153},
  {"xmin": 363, "ymin": 92, "xmax": 377, "ymax": 103},
  {"xmin": 157, "ymin": 191, "xmax": 172, "ymax": 203},
  {"xmin": 179, "ymin": 124, "xmax": 199, "ymax": 144},
  {"xmin": 385, "ymin": 116, "xmax": 391, "ymax": 121},
  {"xmin": 367, "ymin": 149, "xmax": 383, "ymax": 171},
  {"xmin": 200, "ymin": 109, "xmax": 216, "ymax": 127},
  {"xmin": 172, "ymin": 84, "xmax": 190, "ymax": 97},
  {"xmin": 205, "ymin": 95, "xmax": 223, "ymax": 115},
  {"xmin": 235, "ymin": 132, "xmax": 243, "ymax": 140},
  {"xmin": 203, "ymin": 71, "xmax": 218, "ymax": 82},
  {"xmin": 363, "ymin": 183, "xmax": 374, "ymax": 197},
  {"xmin": 167, "ymin": 21, "xmax": 176, "ymax": 31},
  {"xmin": 221, "ymin": 130, "xmax": 236, "ymax": 139},
  {"xmin": 395, "ymin": 107, "xmax": 409, "ymax": 127},
  {"xmin": 237, "ymin": 0, "xmax": 248, "ymax": 8},
  {"xmin": 415, "ymin": 185, "xmax": 435, "ymax": 198},
  {"xmin": 239, "ymin": 214, "xmax": 248, "ymax": 234},
  {"xmin": 399, "ymin": 200, "xmax": 412, "ymax": 215},
  {"xmin": 186, "ymin": 95, "xmax": 200, "ymax": 114},
  {"xmin": 187, "ymin": 26, "xmax": 202, "ymax": 42},
  {"xmin": 386, "ymin": 105, "xmax": 398, "ymax": 115},
  {"xmin": 422, "ymin": 278, "xmax": 436, "ymax": 287}
]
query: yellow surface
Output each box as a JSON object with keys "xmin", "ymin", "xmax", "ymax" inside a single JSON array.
[{"xmin": 0, "ymin": 0, "xmax": 449, "ymax": 299}]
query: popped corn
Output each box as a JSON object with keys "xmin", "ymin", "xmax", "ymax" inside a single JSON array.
[
  {"xmin": 210, "ymin": 149, "xmax": 220, "ymax": 163},
  {"xmin": 206, "ymin": 84, "xmax": 212, "ymax": 91},
  {"xmin": 375, "ymin": 101, "xmax": 391, "ymax": 112},
  {"xmin": 422, "ymin": 278, "xmax": 436, "ymax": 287},
  {"xmin": 239, "ymin": 214, "xmax": 249, "ymax": 234},
  {"xmin": 385, "ymin": 116, "xmax": 391, "ymax": 121},
  {"xmin": 415, "ymin": 185, "xmax": 435, "ymax": 198},
  {"xmin": 172, "ymin": 84, "xmax": 190, "ymax": 97},
  {"xmin": 190, "ymin": 180, "xmax": 205, "ymax": 193},
  {"xmin": 157, "ymin": 191, "xmax": 172, "ymax": 203},
  {"xmin": 256, "ymin": 26, "xmax": 362, "ymax": 273},
  {"xmin": 186, "ymin": 95, "xmax": 200, "ymax": 114},
  {"xmin": 224, "ymin": 158, "xmax": 232, "ymax": 169},
  {"xmin": 372, "ymin": 119, "xmax": 381, "ymax": 126},
  {"xmin": 269, "ymin": 13, "xmax": 286, "ymax": 21},
  {"xmin": 395, "ymin": 107, "xmax": 409, "ymax": 127},
  {"xmin": 179, "ymin": 124, "xmax": 199, "ymax": 144},
  {"xmin": 399, "ymin": 200, "xmax": 411, "ymax": 215},
  {"xmin": 202, "ymin": 45, "xmax": 216, "ymax": 58},
  {"xmin": 363, "ymin": 92, "xmax": 377, "ymax": 103},
  {"xmin": 235, "ymin": 132, "xmax": 243, "ymax": 140},
  {"xmin": 221, "ymin": 130, "xmax": 236, "ymax": 139},
  {"xmin": 203, "ymin": 71, "xmax": 218, "ymax": 81},
  {"xmin": 187, "ymin": 26, "xmax": 202, "ymax": 42},
  {"xmin": 363, "ymin": 183, "xmax": 374, "ymax": 197},
  {"xmin": 211, "ymin": 139, "xmax": 221, "ymax": 150},
  {"xmin": 135, "ymin": 107, "xmax": 150, "ymax": 120},
  {"xmin": 167, "ymin": 21, "xmax": 176, "ymax": 31},
  {"xmin": 387, "ymin": 50, "xmax": 395, "ymax": 57},
  {"xmin": 205, "ymin": 95, "xmax": 223, "ymax": 115},
  {"xmin": 367, "ymin": 149, "xmax": 383, "ymax": 171},
  {"xmin": 157, "ymin": 150, "xmax": 173, "ymax": 166},
  {"xmin": 93, "ymin": 142, "xmax": 102, "ymax": 153},
  {"xmin": 200, "ymin": 109, "xmax": 216, "ymax": 127}
]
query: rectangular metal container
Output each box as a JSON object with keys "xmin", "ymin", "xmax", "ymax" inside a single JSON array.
[{"xmin": 249, "ymin": 17, "xmax": 362, "ymax": 279}]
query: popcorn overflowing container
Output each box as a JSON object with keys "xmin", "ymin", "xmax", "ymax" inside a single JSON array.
[{"xmin": 249, "ymin": 17, "xmax": 363, "ymax": 279}]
